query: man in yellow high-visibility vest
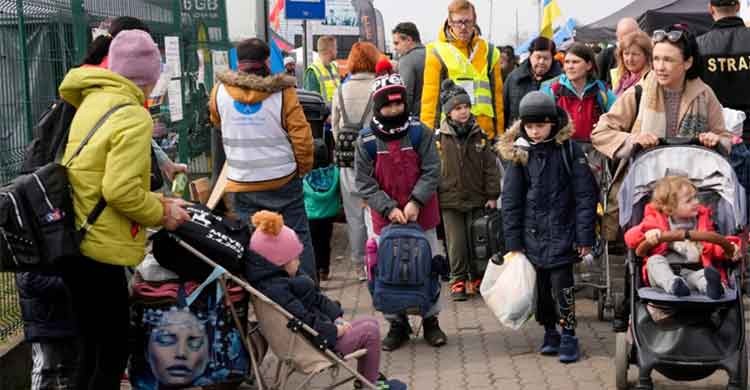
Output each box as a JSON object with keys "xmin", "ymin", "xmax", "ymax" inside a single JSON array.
[
  {"xmin": 421, "ymin": 0, "xmax": 504, "ymax": 139},
  {"xmin": 303, "ymin": 35, "xmax": 340, "ymax": 106}
]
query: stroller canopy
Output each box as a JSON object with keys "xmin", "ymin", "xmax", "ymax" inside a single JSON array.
[{"xmin": 618, "ymin": 146, "xmax": 747, "ymax": 233}]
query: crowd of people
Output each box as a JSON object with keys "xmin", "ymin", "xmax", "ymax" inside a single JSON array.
[{"xmin": 14, "ymin": 0, "xmax": 750, "ymax": 388}]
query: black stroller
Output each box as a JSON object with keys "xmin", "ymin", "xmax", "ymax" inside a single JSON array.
[{"xmin": 614, "ymin": 142, "xmax": 748, "ymax": 390}]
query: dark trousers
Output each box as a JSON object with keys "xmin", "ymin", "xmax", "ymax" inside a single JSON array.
[
  {"xmin": 233, "ymin": 178, "xmax": 317, "ymax": 280},
  {"xmin": 535, "ymin": 263, "xmax": 577, "ymax": 331},
  {"xmin": 309, "ymin": 217, "xmax": 335, "ymax": 272},
  {"xmin": 62, "ymin": 257, "xmax": 129, "ymax": 390}
]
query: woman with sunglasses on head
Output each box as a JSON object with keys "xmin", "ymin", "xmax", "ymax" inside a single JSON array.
[
  {"xmin": 593, "ymin": 25, "xmax": 732, "ymax": 159},
  {"xmin": 592, "ymin": 25, "xmax": 733, "ymax": 333}
]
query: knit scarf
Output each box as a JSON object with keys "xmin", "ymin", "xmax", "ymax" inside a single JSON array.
[
  {"xmin": 634, "ymin": 73, "xmax": 709, "ymax": 138},
  {"xmin": 615, "ymin": 71, "xmax": 641, "ymax": 96}
]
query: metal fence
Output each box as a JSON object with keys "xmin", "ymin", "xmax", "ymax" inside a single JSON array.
[{"xmin": 0, "ymin": 0, "xmax": 230, "ymax": 340}]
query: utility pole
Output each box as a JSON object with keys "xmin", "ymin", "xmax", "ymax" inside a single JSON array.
[
  {"xmin": 488, "ymin": 0, "xmax": 493, "ymax": 43},
  {"xmin": 515, "ymin": 8, "xmax": 519, "ymax": 46}
]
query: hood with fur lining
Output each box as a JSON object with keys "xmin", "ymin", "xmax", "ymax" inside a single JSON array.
[
  {"xmin": 496, "ymin": 117, "xmax": 574, "ymax": 166},
  {"xmin": 216, "ymin": 70, "xmax": 296, "ymax": 104}
]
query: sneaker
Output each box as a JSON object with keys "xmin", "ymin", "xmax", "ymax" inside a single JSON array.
[
  {"xmin": 704, "ymin": 266, "xmax": 724, "ymax": 300},
  {"xmin": 354, "ymin": 373, "xmax": 386, "ymax": 389},
  {"xmin": 356, "ymin": 265, "xmax": 367, "ymax": 282},
  {"xmin": 539, "ymin": 328, "xmax": 561, "ymax": 355},
  {"xmin": 451, "ymin": 281, "xmax": 467, "ymax": 301},
  {"xmin": 376, "ymin": 379, "xmax": 407, "ymax": 390},
  {"xmin": 468, "ymin": 278, "xmax": 482, "ymax": 296},
  {"xmin": 558, "ymin": 334, "xmax": 580, "ymax": 363},
  {"xmin": 422, "ymin": 316, "xmax": 447, "ymax": 347},
  {"xmin": 382, "ymin": 320, "xmax": 411, "ymax": 351}
]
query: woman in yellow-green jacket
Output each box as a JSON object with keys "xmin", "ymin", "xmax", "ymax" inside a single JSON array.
[{"xmin": 59, "ymin": 30, "xmax": 189, "ymax": 389}]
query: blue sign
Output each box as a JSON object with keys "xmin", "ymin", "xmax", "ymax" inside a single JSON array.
[{"xmin": 286, "ymin": 0, "xmax": 326, "ymax": 20}]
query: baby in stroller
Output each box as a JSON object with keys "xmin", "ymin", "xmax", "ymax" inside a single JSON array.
[
  {"xmin": 246, "ymin": 210, "xmax": 403, "ymax": 389},
  {"xmin": 624, "ymin": 175, "xmax": 742, "ymax": 299}
]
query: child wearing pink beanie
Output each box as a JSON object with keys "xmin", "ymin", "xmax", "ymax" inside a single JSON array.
[{"xmin": 248, "ymin": 211, "xmax": 404, "ymax": 388}]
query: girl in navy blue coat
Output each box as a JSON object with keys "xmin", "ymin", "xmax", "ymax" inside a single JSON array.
[{"xmin": 498, "ymin": 91, "xmax": 598, "ymax": 364}]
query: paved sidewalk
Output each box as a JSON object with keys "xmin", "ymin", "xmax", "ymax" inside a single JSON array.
[{"xmin": 264, "ymin": 225, "xmax": 746, "ymax": 390}]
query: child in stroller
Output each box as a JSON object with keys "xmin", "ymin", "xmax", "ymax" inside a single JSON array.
[
  {"xmin": 624, "ymin": 175, "xmax": 742, "ymax": 299},
  {"xmin": 246, "ymin": 210, "xmax": 403, "ymax": 389}
]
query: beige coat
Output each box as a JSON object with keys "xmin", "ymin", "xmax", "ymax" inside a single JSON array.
[
  {"xmin": 592, "ymin": 75, "xmax": 729, "ymax": 159},
  {"xmin": 591, "ymin": 74, "xmax": 730, "ymax": 239}
]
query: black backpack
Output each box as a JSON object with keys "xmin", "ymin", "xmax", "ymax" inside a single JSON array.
[
  {"xmin": 22, "ymin": 100, "xmax": 78, "ymax": 173},
  {"xmin": 24, "ymin": 100, "xmax": 164, "ymax": 189},
  {"xmin": 335, "ymin": 88, "xmax": 373, "ymax": 168},
  {"xmin": 0, "ymin": 104, "xmax": 129, "ymax": 272}
]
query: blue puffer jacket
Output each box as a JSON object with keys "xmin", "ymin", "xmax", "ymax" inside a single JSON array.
[
  {"xmin": 498, "ymin": 113, "xmax": 598, "ymax": 269},
  {"xmin": 15, "ymin": 272, "xmax": 76, "ymax": 342},
  {"xmin": 245, "ymin": 255, "xmax": 343, "ymax": 348}
]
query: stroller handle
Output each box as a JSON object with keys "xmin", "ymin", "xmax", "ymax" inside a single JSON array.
[
  {"xmin": 630, "ymin": 136, "xmax": 730, "ymax": 158},
  {"xmin": 635, "ymin": 230, "xmax": 736, "ymax": 258}
]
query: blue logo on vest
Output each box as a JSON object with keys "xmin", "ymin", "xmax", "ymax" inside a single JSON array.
[{"xmin": 234, "ymin": 101, "xmax": 262, "ymax": 115}]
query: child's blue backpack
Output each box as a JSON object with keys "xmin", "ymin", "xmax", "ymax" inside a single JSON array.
[{"xmin": 370, "ymin": 223, "xmax": 440, "ymax": 316}]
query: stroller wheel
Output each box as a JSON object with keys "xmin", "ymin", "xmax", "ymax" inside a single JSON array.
[
  {"xmin": 730, "ymin": 342, "xmax": 748, "ymax": 390},
  {"xmin": 615, "ymin": 332, "xmax": 631, "ymax": 390}
]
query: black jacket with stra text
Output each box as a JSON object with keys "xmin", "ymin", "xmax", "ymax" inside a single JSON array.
[{"xmin": 698, "ymin": 16, "xmax": 750, "ymax": 136}]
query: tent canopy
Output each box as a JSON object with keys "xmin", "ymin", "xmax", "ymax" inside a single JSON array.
[{"xmin": 575, "ymin": 0, "xmax": 714, "ymax": 43}]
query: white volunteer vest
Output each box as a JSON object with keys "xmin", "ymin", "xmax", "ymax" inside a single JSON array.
[{"xmin": 216, "ymin": 85, "xmax": 297, "ymax": 183}]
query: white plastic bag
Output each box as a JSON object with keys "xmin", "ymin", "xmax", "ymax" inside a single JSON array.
[{"xmin": 480, "ymin": 251, "xmax": 537, "ymax": 330}]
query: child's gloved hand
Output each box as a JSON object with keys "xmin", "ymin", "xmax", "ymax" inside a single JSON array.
[{"xmin": 645, "ymin": 229, "xmax": 661, "ymax": 245}]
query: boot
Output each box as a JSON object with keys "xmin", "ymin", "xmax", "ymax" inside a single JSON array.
[
  {"xmin": 558, "ymin": 333, "xmax": 580, "ymax": 363},
  {"xmin": 422, "ymin": 316, "xmax": 447, "ymax": 347},
  {"xmin": 382, "ymin": 319, "xmax": 411, "ymax": 351},
  {"xmin": 539, "ymin": 327, "xmax": 561, "ymax": 355},
  {"xmin": 705, "ymin": 266, "xmax": 724, "ymax": 300}
]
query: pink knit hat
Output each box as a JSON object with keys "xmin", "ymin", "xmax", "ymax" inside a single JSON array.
[
  {"xmin": 108, "ymin": 30, "xmax": 161, "ymax": 87},
  {"xmin": 249, "ymin": 211, "xmax": 303, "ymax": 267}
]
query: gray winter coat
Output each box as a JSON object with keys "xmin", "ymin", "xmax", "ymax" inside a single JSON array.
[
  {"xmin": 398, "ymin": 45, "xmax": 426, "ymax": 117},
  {"xmin": 354, "ymin": 120, "xmax": 440, "ymax": 219}
]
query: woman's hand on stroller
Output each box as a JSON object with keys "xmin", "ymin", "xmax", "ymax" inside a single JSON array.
[
  {"xmin": 485, "ymin": 199, "xmax": 497, "ymax": 209},
  {"xmin": 645, "ymin": 229, "xmax": 662, "ymax": 245},
  {"xmin": 633, "ymin": 133, "xmax": 660, "ymax": 150},
  {"xmin": 698, "ymin": 132, "xmax": 721, "ymax": 149}
]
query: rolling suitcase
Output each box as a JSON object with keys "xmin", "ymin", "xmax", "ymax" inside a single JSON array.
[{"xmin": 470, "ymin": 208, "xmax": 504, "ymax": 277}]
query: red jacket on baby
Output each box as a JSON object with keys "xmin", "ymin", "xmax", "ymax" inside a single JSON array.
[{"xmin": 624, "ymin": 204, "xmax": 740, "ymax": 286}]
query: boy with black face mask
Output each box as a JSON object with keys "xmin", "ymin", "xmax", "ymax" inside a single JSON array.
[{"xmin": 354, "ymin": 73, "xmax": 447, "ymax": 351}]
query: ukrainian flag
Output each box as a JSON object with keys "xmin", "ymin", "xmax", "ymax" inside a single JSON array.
[{"xmin": 541, "ymin": 0, "xmax": 562, "ymax": 38}]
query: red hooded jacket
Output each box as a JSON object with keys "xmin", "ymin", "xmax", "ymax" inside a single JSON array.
[{"xmin": 624, "ymin": 204, "xmax": 740, "ymax": 285}]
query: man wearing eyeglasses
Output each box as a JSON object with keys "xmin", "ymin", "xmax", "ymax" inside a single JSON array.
[
  {"xmin": 697, "ymin": 0, "xmax": 750, "ymax": 143},
  {"xmin": 421, "ymin": 0, "xmax": 504, "ymax": 140}
]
